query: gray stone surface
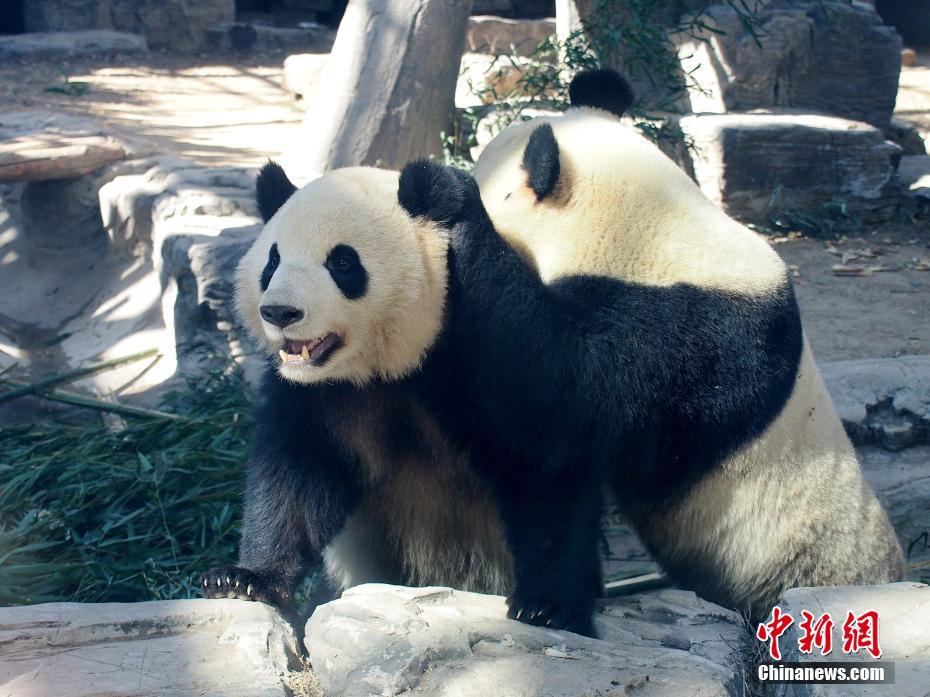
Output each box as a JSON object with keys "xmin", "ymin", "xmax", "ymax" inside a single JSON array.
[
  {"xmin": 680, "ymin": 112, "xmax": 901, "ymax": 226},
  {"xmin": 22, "ymin": 0, "xmax": 234, "ymax": 51},
  {"xmin": 0, "ymin": 599, "xmax": 300, "ymax": 697},
  {"xmin": 820, "ymin": 356, "xmax": 930, "ymax": 450},
  {"xmin": 206, "ymin": 22, "xmax": 334, "ymax": 53},
  {"xmin": 859, "ymin": 446, "xmax": 930, "ymax": 578},
  {"xmin": 677, "ymin": 1, "xmax": 901, "ymax": 128},
  {"xmin": 0, "ymin": 30, "xmax": 147, "ymax": 58},
  {"xmin": 886, "ymin": 119, "xmax": 927, "ymax": 157},
  {"xmin": 98, "ymin": 158, "xmax": 264, "ymax": 378},
  {"xmin": 466, "ymin": 16, "xmax": 554, "ymax": 56},
  {"xmin": 774, "ymin": 583, "xmax": 930, "ymax": 697},
  {"xmin": 305, "ymin": 584, "xmax": 745, "ymax": 697}
]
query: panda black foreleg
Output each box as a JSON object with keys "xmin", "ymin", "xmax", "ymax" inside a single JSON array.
[
  {"xmin": 202, "ymin": 373, "xmax": 360, "ymax": 609},
  {"xmin": 495, "ymin": 468, "xmax": 603, "ymax": 637}
]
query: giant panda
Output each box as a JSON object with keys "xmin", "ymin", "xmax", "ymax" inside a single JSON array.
[
  {"xmin": 201, "ymin": 164, "xmax": 514, "ymax": 609},
  {"xmin": 396, "ymin": 68, "xmax": 905, "ymax": 630}
]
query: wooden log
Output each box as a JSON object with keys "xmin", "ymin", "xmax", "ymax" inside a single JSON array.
[{"xmin": 295, "ymin": 0, "xmax": 473, "ymax": 173}]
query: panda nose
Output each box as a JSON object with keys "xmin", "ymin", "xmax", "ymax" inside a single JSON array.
[{"xmin": 260, "ymin": 304, "xmax": 304, "ymax": 328}]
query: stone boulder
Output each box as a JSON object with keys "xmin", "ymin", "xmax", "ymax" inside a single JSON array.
[
  {"xmin": 677, "ymin": 1, "xmax": 901, "ymax": 128},
  {"xmin": 0, "ymin": 599, "xmax": 302, "ymax": 697},
  {"xmin": 22, "ymin": 0, "xmax": 235, "ymax": 51},
  {"xmin": 466, "ymin": 16, "xmax": 555, "ymax": 57},
  {"xmin": 680, "ymin": 111, "xmax": 901, "ymax": 225},
  {"xmin": 820, "ymin": 355, "xmax": 930, "ymax": 450},
  {"xmin": 305, "ymin": 584, "xmax": 745, "ymax": 697},
  {"xmin": 0, "ymin": 30, "xmax": 147, "ymax": 58},
  {"xmin": 774, "ymin": 583, "xmax": 930, "ymax": 697}
]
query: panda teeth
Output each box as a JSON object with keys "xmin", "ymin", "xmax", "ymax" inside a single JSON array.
[
  {"xmin": 301, "ymin": 345, "xmax": 310, "ymax": 360},
  {"xmin": 279, "ymin": 350, "xmax": 288, "ymax": 362}
]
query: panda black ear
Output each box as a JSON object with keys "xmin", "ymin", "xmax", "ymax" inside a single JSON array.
[
  {"xmin": 569, "ymin": 69, "xmax": 634, "ymax": 118},
  {"xmin": 398, "ymin": 160, "xmax": 468, "ymax": 228},
  {"xmin": 256, "ymin": 161, "xmax": 297, "ymax": 223},
  {"xmin": 522, "ymin": 123, "xmax": 560, "ymax": 202}
]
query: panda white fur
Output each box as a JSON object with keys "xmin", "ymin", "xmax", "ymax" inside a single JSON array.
[
  {"xmin": 396, "ymin": 68, "xmax": 904, "ymax": 628},
  {"xmin": 202, "ymin": 164, "xmax": 513, "ymax": 608}
]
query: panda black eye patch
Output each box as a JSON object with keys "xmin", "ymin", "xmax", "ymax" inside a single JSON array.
[
  {"xmin": 325, "ymin": 244, "xmax": 367, "ymax": 299},
  {"xmin": 260, "ymin": 243, "xmax": 280, "ymax": 291}
]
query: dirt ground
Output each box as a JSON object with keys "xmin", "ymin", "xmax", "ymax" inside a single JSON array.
[
  {"xmin": 0, "ymin": 46, "xmax": 928, "ymax": 363},
  {"xmin": 0, "ymin": 50, "xmax": 306, "ymax": 167}
]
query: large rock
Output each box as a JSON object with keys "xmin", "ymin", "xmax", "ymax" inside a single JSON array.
[
  {"xmin": 22, "ymin": 0, "xmax": 235, "ymax": 51},
  {"xmin": 0, "ymin": 599, "xmax": 301, "ymax": 696},
  {"xmin": 680, "ymin": 111, "xmax": 901, "ymax": 225},
  {"xmin": 466, "ymin": 16, "xmax": 555, "ymax": 56},
  {"xmin": 774, "ymin": 583, "xmax": 930, "ymax": 697},
  {"xmin": 859, "ymin": 446, "xmax": 930, "ymax": 576},
  {"xmin": 677, "ymin": 1, "xmax": 901, "ymax": 128},
  {"xmin": 820, "ymin": 355, "xmax": 930, "ymax": 450},
  {"xmin": 305, "ymin": 584, "xmax": 745, "ymax": 697},
  {"xmin": 0, "ymin": 30, "xmax": 147, "ymax": 58}
]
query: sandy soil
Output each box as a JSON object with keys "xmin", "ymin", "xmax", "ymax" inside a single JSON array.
[{"xmin": 0, "ymin": 50, "xmax": 306, "ymax": 167}]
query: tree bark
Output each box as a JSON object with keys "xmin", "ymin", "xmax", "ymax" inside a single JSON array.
[{"xmin": 294, "ymin": 0, "xmax": 473, "ymax": 175}]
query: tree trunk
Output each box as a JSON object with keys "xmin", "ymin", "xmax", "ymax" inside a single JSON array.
[{"xmin": 294, "ymin": 0, "xmax": 472, "ymax": 176}]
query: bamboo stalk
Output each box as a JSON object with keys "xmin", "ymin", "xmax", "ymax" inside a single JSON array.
[
  {"xmin": 1, "ymin": 379, "xmax": 186, "ymax": 421},
  {"xmin": 0, "ymin": 348, "xmax": 160, "ymax": 403},
  {"xmin": 603, "ymin": 572, "xmax": 671, "ymax": 597}
]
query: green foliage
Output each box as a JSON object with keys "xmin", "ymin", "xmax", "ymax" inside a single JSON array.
[
  {"xmin": 444, "ymin": 0, "xmax": 762, "ymax": 167},
  {"xmin": 762, "ymin": 198, "xmax": 860, "ymax": 238},
  {"xmin": 0, "ymin": 368, "xmax": 251, "ymax": 605},
  {"xmin": 44, "ymin": 65, "xmax": 90, "ymax": 97}
]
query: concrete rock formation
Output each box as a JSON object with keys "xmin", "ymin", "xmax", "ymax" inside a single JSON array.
[
  {"xmin": 680, "ymin": 112, "xmax": 901, "ymax": 225},
  {"xmin": 678, "ymin": 1, "xmax": 902, "ymax": 128},
  {"xmin": 22, "ymin": 0, "xmax": 234, "ymax": 51},
  {"xmin": 305, "ymin": 584, "xmax": 745, "ymax": 697},
  {"xmin": 0, "ymin": 599, "xmax": 301, "ymax": 697}
]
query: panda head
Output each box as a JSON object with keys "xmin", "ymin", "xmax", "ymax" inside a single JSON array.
[
  {"xmin": 472, "ymin": 69, "xmax": 719, "ymax": 283},
  {"xmin": 235, "ymin": 163, "xmax": 449, "ymax": 386}
]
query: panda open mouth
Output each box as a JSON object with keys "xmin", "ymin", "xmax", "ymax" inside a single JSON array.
[{"xmin": 278, "ymin": 333, "xmax": 343, "ymax": 367}]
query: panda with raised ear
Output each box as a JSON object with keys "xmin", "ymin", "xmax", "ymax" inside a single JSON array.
[
  {"xmin": 201, "ymin": 165, "xmax": 515, "ymax": 608},
  {"xmin": 397, "ymin": 68, "xmax": 904, "ymax": 628}
]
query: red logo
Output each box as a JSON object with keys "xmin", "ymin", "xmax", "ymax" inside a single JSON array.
[
  {"xmin": 797, "ymin": 611, "xmax": 834, "ymax": 655},
  {"xmin": 842, "ymin": 610, "xmax": 882, "ymax": 659},
  {"xmin": 757, "ymin": 607, "xmax": 881, "ymax": 660},
  {"xmin": 756, "ymin": 606, "xmax": 794, "ymax": 660}
]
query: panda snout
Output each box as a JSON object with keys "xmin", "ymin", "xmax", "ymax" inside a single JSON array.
[{"xmin": 260, "ymin": 304, "xmax": 304, "ymax": 328}]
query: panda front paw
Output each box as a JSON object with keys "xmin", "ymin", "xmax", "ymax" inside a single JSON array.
[
  {"xmin": 506, "ymin": 591, "xmax": 596, "ymax": 637},
  {"xmin": 200, "ymin": 566, "xmax": 289, "ymax": 606}
]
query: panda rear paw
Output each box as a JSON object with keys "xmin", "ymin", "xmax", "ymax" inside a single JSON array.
[
  {"xmin": 200, "ymin": 566, "xmax": 289, "ymax": 606},
  {"xmin": 506, "ymin": 591, "xmax": 596, "ymax": 637}
]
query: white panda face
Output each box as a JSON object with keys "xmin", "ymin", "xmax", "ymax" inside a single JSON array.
[{"xmin": 235, "ymin": 166, "xmax": 449, "ymax": 386}]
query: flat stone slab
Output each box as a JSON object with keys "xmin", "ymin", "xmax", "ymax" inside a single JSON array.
[
  {"xmin": 0, "ymin": 599, "xmax": 300, "ymax": 697},
  {"xmin": 774, "ymin": 583, "xmax": 930, "ymax": 697},
  {"xmin": 0, "ymin": 134, "xmax": 126, "ymax": 183},
  {"xmin": 680, "ymin": 111, "xmax": 900, "ymax": 225},
  {"xmin": 0, "ymin": 30, "xmax": 147, "ymax": 58},
  {"xmin": 305, "ymin": 584, "xmax": 744, "ymax": 697}
]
